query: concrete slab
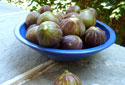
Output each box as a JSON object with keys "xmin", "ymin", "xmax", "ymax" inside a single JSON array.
[
  {"xmin": 23, "ymin": 44, "xmax": 125, "ymax": 85},
  {"xmin": 0, "ymin": 2, "xmax": 49, "ymax": 83}
]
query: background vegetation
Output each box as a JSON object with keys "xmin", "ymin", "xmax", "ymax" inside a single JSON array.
[{"xmin": 3, "ymin": 0, "xmax": 125, "ymax": 46}]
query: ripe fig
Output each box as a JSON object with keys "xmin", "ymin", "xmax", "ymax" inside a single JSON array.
[
  {"xmin": 61, "ymin": 35, "xmax": 83, "ymax": 50},
  {"xmin": 66, "ymin": 5, "xmax": 81, "ymax": 14},
  {"xmin": 54, "ymin": 70, "xmax": 82, "ymax": 85},
  {"xmin": 26, "ymin": 12, "xmax": 40, "ymax": 27},
  {"xmin": 26, "ymin": 24, "xmax": 37, "ymax": 31},
  {"xmin": 60, "ymin": 17, "xmax": 86, "ymax": 37},
  {"xmin": 37, "ymin": 11, "xmax": 59, "ymax": 25},
  {"xmin": 37, "ymin": 21, "xmax": 63, "ymax": 47},
  {"xmin": 38, "ymin": 5, "xmax": 52, "ymax": 14},
  {"xmin": 88, "ymin": 7, "xmax": 97, "ymax": 17},
  {"xmin": 79, "ymin": 9, "xmax": 96, "ymax": 28},
  {"xmin": 26, "ymin": 25, "xmax": 39, "ymax": 44},
  {"xmin": 64, "ymin": 12, "xmax": 79, "ymax": 19},
  {"xmin": 84, "ymin": 26, "xmax": 106, "ymax": 48},
  {"xmin": 54, "ymin": 12, "xmax": 64, "ymax": 22}
]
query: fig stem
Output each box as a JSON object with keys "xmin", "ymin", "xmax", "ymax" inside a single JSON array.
[{"xmin": 64, "ymin": 70, "xmax": 69, "ymax": 74}]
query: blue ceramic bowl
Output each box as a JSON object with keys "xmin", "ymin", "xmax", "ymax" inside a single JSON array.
[{"xmin": 14, "ymin": 20, "xmax": 116, "ymax": 61}]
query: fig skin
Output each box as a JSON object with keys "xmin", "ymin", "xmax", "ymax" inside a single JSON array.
[
  {"xmin": 37, "ymin": 21, "xmax": 63, "ymax": 47},
  {"xmin": 54, "ymin": 12, "xmax": 64, "ymax": 22},
  {"xmin": 84, "ymin": 26, "xmax": 106, "ymax": 48},
  {"xmin": 26, "ymin": 24, "xmax": 37, "ymax": 31},
  {"xmin": 61, "ymin": 35, "xmax": 83, "ymax": 50},
  {"xmin": 64, "ymin": 12, "xmax": 79, "ymax": 19},
  {"xmin": 60, "ymin": 17, "xmax": 86, "ymax": 37},
  {"xmin": 26, "ymin": 25, "xmax": 39, "ymax": 44},
  {"xmin": 66, "ymin": 5, "xmax": 81, "ymax": 14},
  {"xmin": 54, "ymin": 70, "xmax": 82, "ymax": 85},
  {"xmin": 26, "ymin": 12, "xmax": 40, "ymax": 27},
  {"xmin": 37, "ymin": 11, "xmax": 59, "ymax": 25},
  {"xmin": 38, "ymin": 5, "xmax": 52, "ymax": 14},
  {"xmin": 88, "ymin": 7, "xmax": 97, "ymax": 17},
  {"xmin": 79, "ymin": 9, "xmax": 96, "ymax": 28},
  {"xmin": 81, "ymin": 8, "xmax": 97, "ymax": 17}
]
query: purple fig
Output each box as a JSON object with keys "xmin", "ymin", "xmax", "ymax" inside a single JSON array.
[
  {"xmin": 84, "ymin": 26, "xmax": 106, "ymax": 48},
  {"xmin": 61, "ymin": 35, "xmax": 83, "ymax": 50},
  {"xmin": 60, "ymin": 17, "xmax": 86, "ymax": 37},
  {"xmin": 38, "ymin": 5, "xmax": 52, "ymax": 14},
  {"xmin": 26, "ymin": 25, "xmax": 39, "ymax": 44},
  {"xmin": 26, "ymin": 12, "xmax": 40, "ymax": 27},
  {"xmin": 64, "ymin": 12, "xmax": 79, "ymax": 19},
  {"xmin": 66, "ymin": 5, "xmax": 81, "ymax": 14}
]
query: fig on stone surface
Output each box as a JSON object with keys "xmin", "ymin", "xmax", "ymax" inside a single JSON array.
[
  {"xmin": 79, "ymin": 9, "xmax": 96, "ymax": 28},
  {"xmin": 61, "ymin": 35, "xmax": 83, "ymax": 50},
  {"xmin": 26, "ymin": 12, "xmax": 40, "ymax": 27},
  {"xmin": 38, "ymin": 5, "xmax": 52, "ymax": 14},
  {"xmin": 37, "ymin": 21, "xmax": 63, "ymax": 47},
  {"xmin": 60, "ymin": 17, "xmax": 86, "ymax": 37},
  {"xmin": 66, "ymin": 5, "xmax": 81, "ymax": 14},
  {"xmin": 26, "ymin": 25, "xmax": 39, "ymax": 44},
  {"xmin": 54, "ymin": 12, "xmax": 64, "ymax": 22},
  {"xmin": 64, "ymin": 12, "xmax": 79, "ymax": 19},
  {"xmin": 37, "ymin": 11, "xmax": 59, "ymax": 25},
  {"xmin": 84, "ymin": 26, "xmax": 106, "ymax": 48},
  {"xmin": 54, "ymin": 70, "xmax": 82, "ymax": 85}
]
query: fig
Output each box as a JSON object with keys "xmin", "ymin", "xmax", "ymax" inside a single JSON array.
[
  {"xmin": 61, "ymin": 35, "xmax": 83, "ymax": 50},
  {"xmin": 26, "ymin": 24, "xmax": 37, "ymax": 31},
  {"xmin": 64, "ymin": 12, "xmax": 79, "ymax": 19},
  {"xmin": 26, "ymin": 25, "xmax": 39, "ymax": 44},
  {"xmin": 84, "ymin": 26, "xmax": 106, "ymax": 48},
  {"xmin": 66, "ymin": 5, "xmax": 81, "ymax": 14},
  {"xmin": 54, "ymin": 12, "xmax": 64, "ymax": 22},
  {"xmin": 26, "ymin": 12, "xmax": 40, "ymax": 27},
  {"xmin": 79, "ymin": 9, "xmax": 96, "ymax": 28},
  {"xmin": 38, "ymin": 5, "xmax": 52, "ymax": 14},
  {"xmin": 37, "ymin": 21, "xmax": 63, "ymax": 47},
  {"xmin": 37, "ymin": 11, "xmax": 59, "ymax": 25},
  {"xmin": 60, "ymin": 17, "xmax": 86, "ymax": 37},
  {"xmin": 54, "ymin": 70, "xmax": 82, "ymax": 85},
  {"xmin": 88, "ymin": 8, "xmax": 97, "ymax": 17}
]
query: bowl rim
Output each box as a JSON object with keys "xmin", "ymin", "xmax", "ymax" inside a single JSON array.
[{"xmin": 14, "ymin": 20, "xmax": 116, "ymax": 54}]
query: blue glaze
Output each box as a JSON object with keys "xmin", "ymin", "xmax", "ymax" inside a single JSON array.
[{"xmin": 14, "ymin": 20, "xmax": 116, "ymax": 61}]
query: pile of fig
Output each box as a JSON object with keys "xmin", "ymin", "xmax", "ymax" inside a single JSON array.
[{"xmin": 25, "ymin": 5, "xmax": 106, "ymax": 49}]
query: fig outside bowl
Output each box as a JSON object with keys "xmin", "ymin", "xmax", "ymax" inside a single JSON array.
[{"xmin": 14, "ymin": 20, "xmax": 116, "ymax": 62}]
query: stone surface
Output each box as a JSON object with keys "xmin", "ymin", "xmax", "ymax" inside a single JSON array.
[
  {"xmin": 23, "ymin": 44, "xmax": 125, "ymax": 85},
  {"xmin": 0, "ymin": 1, "xmax": 49, "ymax": 83}
]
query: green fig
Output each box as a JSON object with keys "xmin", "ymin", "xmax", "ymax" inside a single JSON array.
[
  {"xmin": 60, "ymin": 17, "xmax": 86, "ymax": 37},
  {"xmin": 38, "ymin": 5, "xmax": 52, "ymax": 14},
  {"xmin": 26, "ymin": 12, "xmax": 40, "ymax": 27},
  {"xmin": 79, "ymin": 9, "xmax": 96, "ymax": 28},
  {"xmin": 61, "ymin": 35, "xmax": 83, "ymax": 50},
  {"xmin": 26, "ymin": 25, "xmax": 39, "ymax": 44},
  {"xmin": 84, "ymin": 26, "xmax": 106, "ymax": 48},
  {"xmin": 37, "ymin": 11, "xmax": 59, "ymax": 25},
  {"xmin": 54, "ymin": 12, "xmax": 64, "ymax": 22},
  {"xmin": 54, "ymin": 70, "xmax": 82, "ymax": 85},
  {"xmin": 88, "ymin": 7, "xmax": 97, "ymax": 17},
  {"xmin": 37, "ymin": 21, "xmax": 63, "ymax": 47},
  {"xmin": 66, "ymin": 5, "xmax": 81, "ymax": 14}
]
